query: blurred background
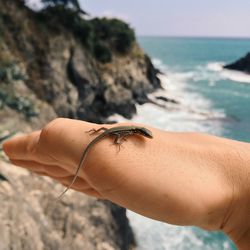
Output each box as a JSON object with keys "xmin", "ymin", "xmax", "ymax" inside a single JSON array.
[{"xmin": 1, "ymin": 0, "xmax": 250, "ymax": 249}]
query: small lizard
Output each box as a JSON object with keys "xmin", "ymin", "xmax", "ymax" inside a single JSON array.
[{"xmin": 57, "ymin": 126, "xmax": 153, "ymax": 199}]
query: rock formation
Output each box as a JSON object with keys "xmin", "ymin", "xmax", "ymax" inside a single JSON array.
[
  {"xmin": 0, "ymin": 161, "xmax": 135, "ymax": 250},
  {"xmin": 224, "ymin": 52, "xmax": 250, "ymax": 74}
]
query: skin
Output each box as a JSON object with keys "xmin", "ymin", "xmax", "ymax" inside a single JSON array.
[
  {"xmin": 58, "ymin": 126, "xmax": 153, "ymax": 199},
  {"xmin": 2, "ymin": 118, "xmax": 250, "ymax": 249}
]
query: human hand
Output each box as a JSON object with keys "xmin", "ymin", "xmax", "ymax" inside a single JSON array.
[{"xmin": 3, "ymin": 118, "xmax": 250, "ymax": 249}]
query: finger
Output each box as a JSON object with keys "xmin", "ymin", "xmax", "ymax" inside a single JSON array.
[
  {"xmin": 3, "ymin": 131, "xmax": 41, "ymax": 161},
  {"xmin": 3, "ymin": 131, "xmax": 63, "ymax": 166},
  {"xmin": 10, "ymin": 159, "xmax": 70, "ymax": 178}
]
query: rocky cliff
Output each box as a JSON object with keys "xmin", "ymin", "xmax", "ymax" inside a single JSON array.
[
  {"xmin": 0, "ymin": 1, "xmax": 161, "ymax": 126},
  {"xmin": 0, "ymin": 0, "xmax": 161, "ymax": 249},
  {"xmin": 224, "ymin": 52, "xmax": 250, "ymax": 74}
]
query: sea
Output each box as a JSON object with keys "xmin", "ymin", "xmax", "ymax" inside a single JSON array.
[{"xmin": 110, "ymin": 37, "xmax": 250, "ymax": 250}]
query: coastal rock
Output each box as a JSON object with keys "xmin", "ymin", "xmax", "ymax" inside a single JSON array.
[
  {"xmin": 224, "ymin": 52, "xmax": 250, "ymax": 74},
  {"xmin": 0, "ymin": 161, "xmax": 135, "ymax": 250},
  {"xmin": 156, "ymin": 96, "xmax": 179, "ymax": 104},
  {"xmin": 0, "ymin": 1, "xmax": 161, "ymax": 123}
]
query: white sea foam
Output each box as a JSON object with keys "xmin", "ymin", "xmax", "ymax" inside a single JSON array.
[
  {"xmin": 152, "ymin": 58, "xmax": 163, "ymax": 68},
  {"xmin": 207, "ymin": 61, "xmax": 250, "ymax": 84},
  {"xmin": 207, "ymin": 62, "xmax": 224, "ymax": 72},
  {"xmin": 221, "ymin": 69, "xmax": 250, "ymax": 84},
  {"xmin": 127, "ymin": 212, "xmax": 233, "ymax": 250},
  {"xmin": 109, "ymin": 59, "xmax": 225, "ymax": 135}
]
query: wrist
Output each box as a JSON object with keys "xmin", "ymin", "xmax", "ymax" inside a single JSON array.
[{"xmin": 219, "ymin": 141, "xmax": 250, "ymax": 249}]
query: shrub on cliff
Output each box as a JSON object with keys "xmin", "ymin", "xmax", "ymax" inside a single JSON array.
[
  {"xmin": 37, "ymin": 6, "xmax": 135, "ymax": 62},
  {"xmin": 37, "ymin": 6, "xmax": 92, "ymax": 46},
  {"xmin": 91, "ymin": 18, "xmax": 135, "ymax": 54},
  {"xmin": 93, "ymin": 42, "xmax": 112, "ymax": 64}
]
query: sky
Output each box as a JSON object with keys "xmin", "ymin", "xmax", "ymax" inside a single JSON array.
[{"xmin": 28, "ymin": 0, "xmax": 250, "ymax": 38}]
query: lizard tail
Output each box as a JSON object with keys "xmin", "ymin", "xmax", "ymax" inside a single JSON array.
[{"xmin": 56, "ymin": 146, "xmax": 90, "ymax": 200}]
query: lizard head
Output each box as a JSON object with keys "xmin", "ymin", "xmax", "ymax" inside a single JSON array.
[{"xmin": 136, "ymin": 127, "xmax": 153, "ymax": 139}]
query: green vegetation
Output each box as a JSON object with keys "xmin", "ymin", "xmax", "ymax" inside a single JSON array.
[
  {"xmin": 0, "ymin": 88, "xmax": 38, "ymax": 119},
  {"xmin": 37, "ymin": 6, "xmax": 92, "ymax": 45},
  {"xmin": 0, "ymin": 59, "xmax": 37, "ymax": 119},
  {"xmin": 37, "ymin": 5, "xmax": 136, "ymax": 63},
  {"xmin": 91, "ymin": 18, "xmax": 135, "ymax": 54},
  {"xmin": 0, "ymin": 62, "xmax": 25, "ymax": 82},
  {"xmin": 93, "ymin": 42, "xmax": 112, "ymax": 64}
]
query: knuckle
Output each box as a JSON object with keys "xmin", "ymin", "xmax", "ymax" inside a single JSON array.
[
  {"xmin": 39, "ymin": 118, "xmax": 65, "ymax": 146},
  {"xmin": 26, "ymin": 133, "xmax": 38, "ymax": 154}
]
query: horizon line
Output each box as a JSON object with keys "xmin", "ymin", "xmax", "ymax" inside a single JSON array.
[{"xmin": 137, "ymin": 35, "xmax": 250, "ymax": 40}]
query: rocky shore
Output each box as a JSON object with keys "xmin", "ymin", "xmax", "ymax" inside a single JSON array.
[
  {"xmin": 0, "ymin": 1, "xmax": 162, "ymax": 249},
  {"xmin": 224, "ymin": 52, "xmax": 250, "ymax": 74}
]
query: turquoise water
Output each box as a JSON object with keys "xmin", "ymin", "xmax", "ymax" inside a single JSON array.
[
  {"xmin": 139, "ymin": 37, "xmax": 250, "ymax": 142},
  {"xmin": 127, "ymin": 37, "xmax": 250, "ymax": 249}
]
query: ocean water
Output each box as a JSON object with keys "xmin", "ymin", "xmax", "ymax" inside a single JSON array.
[
  {"xmin": 110, "ymin": 37, "xmax": 250, "ymax": 249},
  {"xmin": 138, "ymin": 37, "xmax": 250, "ymax": 142}
]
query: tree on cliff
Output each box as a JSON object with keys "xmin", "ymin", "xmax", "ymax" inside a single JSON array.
[{"xmin": 42, "ymin": 0, "xmax": 88, "ymax": 15}]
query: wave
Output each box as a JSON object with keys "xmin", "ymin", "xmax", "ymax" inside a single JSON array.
[
  {"xmin": 127, "ymin": 211, "xmax": 233, "ymax": 250},
  {"xmin": 207, "ymin": 62, "xmax": 250, "ymax": 84},
  {"xmin": 110, "ymin": 58, "xmax": 226, "ymax": 135},
  {"xmin": 221, "ymin": 69, "xmax": 250, "ymax": 84},
  {"xmin": 206, "ymin": 62, "xmax": 224, "ymax": 72},
  {"xmin": 152, "ymin": 58, "xmax": 163, "ymax": 68}
]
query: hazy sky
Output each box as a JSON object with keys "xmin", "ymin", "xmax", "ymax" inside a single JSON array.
[
  {"xmin": 83, "ymin": 0, "xmax": 250, "ymax": 38},
  {"xmin": 28, "ymin": 0, "xmax": 250, "ymax": 37}
]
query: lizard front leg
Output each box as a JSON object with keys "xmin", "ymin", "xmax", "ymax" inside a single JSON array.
[
  {"xmin": 86, "ymin": 127, "xmax": 108, "ymax": 135},
  {"xmin": 113, "ymin": 133, "xmax": 129, "ymax": 152}
]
